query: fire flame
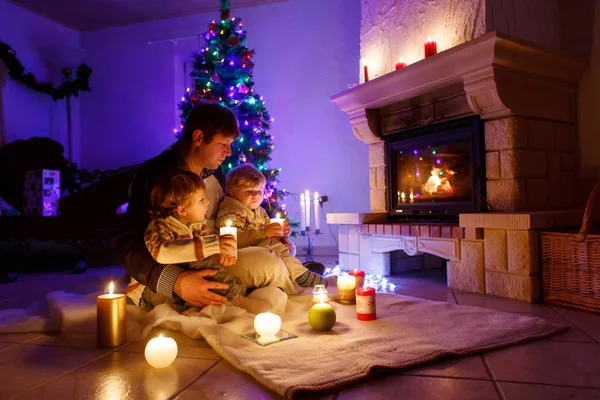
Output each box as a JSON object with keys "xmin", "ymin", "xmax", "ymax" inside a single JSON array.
[{"xmin": 421, "ymin": 167, "xmax": 455, "ymax": 195}]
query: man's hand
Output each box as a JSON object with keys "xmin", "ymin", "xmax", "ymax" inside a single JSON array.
[
  {"xmin": 219, "ymin": 234, "xmax": 237, "ymax": 266},
  {"xmin": 173, "ymin": 269, "xmax": 229, "ymax": 307},
  {"xmin": 264, "ymin": 222, "xmax": 283, "ymax": 238},
  {"xmin": 283, "ymin": 220, "xmax": 291, "ymax": 235}
]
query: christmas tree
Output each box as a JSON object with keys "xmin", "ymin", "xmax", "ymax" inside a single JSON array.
[{"xmin": 176, "ymin": 0, "xmax": 288, "ymax": 218}]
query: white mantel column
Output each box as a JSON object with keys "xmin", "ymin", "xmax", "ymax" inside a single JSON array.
[{"xmin": 0, "ymin": 60, "xmax": 7, "ymax": 147}]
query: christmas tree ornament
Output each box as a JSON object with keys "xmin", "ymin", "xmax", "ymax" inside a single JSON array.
[
  {"xmin": 238, "ymin": 83, "xmax": 249, "ymax": 94},
  {"xmin": 210, "ymin": 73, "xmax": 221, "ymax": 83},
  {"xmin": 227, "ymin": 35, "xmax": 240, "ymax": 46}
]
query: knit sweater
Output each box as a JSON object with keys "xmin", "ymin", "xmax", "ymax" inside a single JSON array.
[
  {"xmin": 216, "ymin": 195, "xmax": 272, "ymax": 248},
  {"xmin": 144, "ymin": 216, "xmax": 220, "ymax": 264}
]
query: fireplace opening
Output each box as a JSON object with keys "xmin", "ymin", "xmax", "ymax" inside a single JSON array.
[{"xmin": 385, "ymin": 117, "xmax": 486, "ymax": 222}]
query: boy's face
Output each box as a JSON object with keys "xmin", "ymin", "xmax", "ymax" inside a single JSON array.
[
  {"xmin": 178, "ymin": 189, "xmax": 209, "ymax": 224},
  {"xmin": 194, "ymin": 132, "xmax": 235, "ymax": 170},
  {"xmin": 230, "ymin": 184, "xmax": 265, "ymax": 210}
]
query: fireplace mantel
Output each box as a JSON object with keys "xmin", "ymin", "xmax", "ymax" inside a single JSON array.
[{"xmin": 331, "ymin": 31, "xmax": 587, "ymax": 145}]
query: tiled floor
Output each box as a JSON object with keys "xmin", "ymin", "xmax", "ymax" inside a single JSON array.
[{"xmin": 1, "ymin": 259, "xmax": 599, "ymax": 400}]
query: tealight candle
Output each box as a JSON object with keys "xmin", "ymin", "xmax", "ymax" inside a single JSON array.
[
  {"xmin": 219, "ymin": 220, "xmax": 238, "ymax": 256},
  {"xmin": 336, "ymin": 275, "xmax": 356, "ymax": 305},
  {"xmin": 144, "ymin": 334, "xmax": 178, "ymax": 368},
  {"xmin": 254, "ymin": 312, "xmax": 281, "ymax": 345},
  {"xmin": 356, "ymin": 287, "xmax": 377, "ymax": 321},
  {"xmin": 348, "ymin": 269, "xmax": 365, "ymax": 289},
  {"xmin": 96, "ymin": 281, "xmax": 126, "ymax": 348},
  {"xmin": 308, "ymin": 294, "xmax": 336, "ymax": 331},
  {"xmin": 395, "ymin": 57, "xmax": 407, "ymax": 70},
  {"xmin": 270, "ymin": 212, "xmax": 285, "ymax": 230},
  {"xmin": 311, "ymin": 284, "xmax": 329, "ymax": 304},
  {"xmin": 424, "ymin": 36, "xmax": 438, "ymax": 58}
]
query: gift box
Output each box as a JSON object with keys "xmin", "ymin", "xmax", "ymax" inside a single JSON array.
[{"xmin": 23, "ymin": 170, "xmax": 60, "ymax": 216}]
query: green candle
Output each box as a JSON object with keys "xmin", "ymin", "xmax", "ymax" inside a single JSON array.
[{"xmin": 308, "ymin": 301, "xmax": 336, "ymax": 331}]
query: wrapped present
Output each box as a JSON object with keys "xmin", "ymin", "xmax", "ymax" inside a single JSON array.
[{"xmin": 23, "ymin": 170, "xmax": 60, "ymax": 216}]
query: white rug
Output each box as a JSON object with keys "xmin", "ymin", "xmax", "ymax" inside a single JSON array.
[{"xmin": 0, "ymin": 288, "xmax": 567, "ymax": 399}]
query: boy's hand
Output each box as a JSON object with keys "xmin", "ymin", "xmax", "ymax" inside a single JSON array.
[
  {"xmin": 283, "ymin": 220, "xmax": 291, "ymax": 235},
  {"xmin": 218, "ymin": 234, "xmax": 237, "ymax": 266},
  {"xmin": 264, "ymin": 223, "xmax": 283, "ymax": 238}
]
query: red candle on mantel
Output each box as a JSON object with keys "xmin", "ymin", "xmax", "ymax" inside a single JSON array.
[
  {"xmin": 348, "ymin": 269, "xmax": 365, "ymax": 288},
  {"xmin": 356, "ymin": 287, "xmax": 376, "ymax": 321},
  {"xmin": 424, "ymin": 36, "xmax": 438, "ymax": 58},
  {"xmin": 361, "ymin": 59, "xmax": 369, "ymax": 82},
  {"xmin": 395, "ymin": 57, "xmax": 407, "ymax": 70}
]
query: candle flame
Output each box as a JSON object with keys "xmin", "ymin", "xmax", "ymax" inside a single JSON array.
[
  {"xmin": 354, "ymin": 268, "xmax": 358, "ymax": 273},
  {"xmin": 276, "ymin": 212, "xmax": 280, "ymax": 218},
  {"xmin": 226, "ymin": 220, "xmax": 232, "ymax": 227},
  {"xmin": 304, "ymin": 189, "xmax": 310, "ymax": 198},
  {"xmin": 314, "ymin": 192, "xmax": 319, "ymax": 200},
  {"xmin": 409, "ymin": 192, "xmax": 414, "ymax": 200},
  {"xmin": 361, "ymin": 58, "xmax": 367, "ymax": 65},
  {"xmin": 428, "ymin": 36, "xmax": 432, "ymax": 42},
  {"xmin": 300, "ymin": 193, "xmax": 305, "ymax": 201},
  {"xmin": 399, "ymin": 57, "xmax": 404, "ymax": 63},
  {"xmin": 109, "ymin": 281, "xmax": 114, "ymax": 295},
  {"xmin": 401, "ymin": 192, "xmax": 406, "ymax": 199},
  {"xmin": 319, "ymin": 293, "xmax": 326, "ymax": 303},
  {"xmin": 159, "ymin": 333, "xmax": 163, "ymax": 338}
]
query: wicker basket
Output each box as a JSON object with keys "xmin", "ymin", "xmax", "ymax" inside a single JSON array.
[{"xmin": 541, "ymin": 181, "xmax": 600, "ymax": 314}]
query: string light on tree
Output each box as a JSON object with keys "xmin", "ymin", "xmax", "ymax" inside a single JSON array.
[{"xmin": 175, "ymin": 0, "xmax": 288, "ymax": 217}]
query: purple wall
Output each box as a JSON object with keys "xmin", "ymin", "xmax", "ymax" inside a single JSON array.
[
  {"xmin": 80, "ymin": 0, "xmax": 368, "ymax": 252},
  {"xmin": 0, "ymin": 1, "xmax": 82, "ymax": 164}
]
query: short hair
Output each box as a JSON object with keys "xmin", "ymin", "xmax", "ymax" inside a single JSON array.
[
  {"xmin": 150, "ymin": 170, "xmax": 206, "ymax": 219},
  {"xmin": 225, "ymin": 163, "xmax": 266, "ymax": 193},
  {"xmin": 178, "ymin": 102, "xmax": 240, "ymax": 145}
]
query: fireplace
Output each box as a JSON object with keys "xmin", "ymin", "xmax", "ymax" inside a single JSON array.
[
  {"xmin": 386, "ymin": 117, "xmax": 485, "ymax": 221},
  {"xmin": 327, "ymin": 32, "xmax": 587, "ymax": 303}
]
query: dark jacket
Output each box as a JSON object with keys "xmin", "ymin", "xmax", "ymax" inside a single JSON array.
[{"xmin": 114, "ymin": 148, "xmax": 225, "ymax": 295}]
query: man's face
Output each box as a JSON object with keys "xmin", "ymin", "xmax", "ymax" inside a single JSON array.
[{"xmin": 195, "ymin": 132, "xmax": 235, "ymax": 170}]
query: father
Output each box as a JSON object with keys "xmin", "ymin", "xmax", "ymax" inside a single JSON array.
[{"xmin": 115, "ymin": 103, "xmax": 295, "ymax": 308}]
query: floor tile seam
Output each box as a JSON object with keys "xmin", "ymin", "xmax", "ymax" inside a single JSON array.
[
  {"xmin": 400, "ymin": 372, "xmax": 495, "ymax": 383},
  {"xmin": 0, "ymin": 335, "xmax": 46, "ymax": 345},
  {"xmin": 480, "ymin": 354, "xmax": 505, "ymax": 400},
  {"xmin": 10, "ymin": 350, "xmax": 115, "ymax": 399},
  {"xmin": 548, "ymin": 306, "xmax": 600, "ymax": 344},
  {"xmin": 493, "ymin": 379, "xmax": 600, "ymax": 390},
  {"xmin": 167, "ymin": 358, "xmax": 222, "ymax": 400}
]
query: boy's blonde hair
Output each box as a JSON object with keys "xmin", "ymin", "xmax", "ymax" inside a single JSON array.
[
  {"xmin": 150, "ymin": 170, "xmax": 205, "ymax": 218},
  {"xmin": 226, "ymin": 163, "xmax": 266, "ymax": 193}
]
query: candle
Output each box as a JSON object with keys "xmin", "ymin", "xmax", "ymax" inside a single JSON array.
[
  {"xmin": 254, "ymin": 312, "xmax": 281, "ymax": 345},
  {"xmin": 270, "ymin": 212, "xmax": 285, "ymax": 228},
  {"xmin": 336, "ymin": 275, "xmax": 356, "ymax": 305},
  {"xmin": 313, "ymin": 192, "xmax": 320, "ymax": 231},
  {"xmin": 312, "ymin": 284, "xmax": 329, "ymax": 304},
  {"xmin": 356, "ymin": 287, "xmax": 377, "ymax": 321},
  {"xmin": 361, "ymin": 58, "xmax": 369, "ymax": 82},
  {"xmin": 96, "ymin": 281, "xmax": 126, "ymax": 348},
  {"xmin": 300, "ymin": 193, "xmax": 306, "ymax": 232},
  {"xmin": 348, "ymin": 269, "xmax": 365, "ymax": 289},
  {"xmin": 409, "ymin": 191, "xmax": 415, "ymax": 203},
  {"xmin": 424, "ymin": 36, "xmax": 437, "ymax": 58},
  {"xmin": 144, "ymin": 334, "xmax": 178, "ymax": 368},
  {"xmin": 401, "ymin": 192, "xmax": 406, "ymax": 203},
  {"xmin": 219, "ymin": 220, "xmax": 238, "ymax": 256},
  {"xmin": 304, "ymin": 190, "xmax": 311, "ymax": 229},
  {"xmin": 395, "ymin": 57, "xmax": 407, "ymax": 70},
  {"xmin": 308, "ymin": 294, "xmax": 336, "ymax": 331}
]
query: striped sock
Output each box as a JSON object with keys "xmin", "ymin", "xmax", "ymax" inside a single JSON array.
[{"xmin": 295, "ymin": 270, "xmax": 326, "ymax": 288}]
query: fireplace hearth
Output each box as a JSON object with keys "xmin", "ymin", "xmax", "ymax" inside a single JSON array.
[{"xmin": 386, "ymin": 117, "xmax": 485, "ymax": 221}]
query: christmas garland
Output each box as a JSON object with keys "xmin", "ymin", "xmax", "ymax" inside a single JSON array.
[{"xmin": 0, "ymin": 41, "xmax": 92, "ymax": 101}]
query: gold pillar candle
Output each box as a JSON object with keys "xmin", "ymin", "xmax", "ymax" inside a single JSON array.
[
  {"xmin": 335, "ymin": 275, "xmax": 356, "ymax": 305},
  {"xmin": 97, "ymin": 281, "xmax": 126, "ymax": 348}
]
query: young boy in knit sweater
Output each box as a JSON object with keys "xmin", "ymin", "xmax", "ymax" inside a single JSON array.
[
  {"xmin": 217, "ymin": 164, "xmax": 336, "ymax": 293},
  {"xmin": 126, "ymin": 170, "xmax": 271, "ymax": 314}
]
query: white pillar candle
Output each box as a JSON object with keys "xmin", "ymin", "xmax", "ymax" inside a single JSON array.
[
  {"xmin": 313, "ymin": 192, "xmax": 320, "ymax": 231},
  {"xmin": 254, "ymin": 312, "xmax": 281, "ymax": 345},
  {"xmin": 299, "ymin": 194, "xmax": 306, "ymax": 232},
  {"xmin": 144, "ymin": 334, "xmax": 178, "ymax": 368},
  {"xmin": 304, "ymin": 190, "xmax": 311, "ymax": 229},
  {"xmin": 219, "ymin": 220, "xmax": 238, "ymax": 256}
]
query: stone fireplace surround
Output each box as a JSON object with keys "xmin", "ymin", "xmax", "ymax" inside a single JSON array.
[{"xmin": 327, "ymin": 31, "xmax": 588, "ymax": 302}]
